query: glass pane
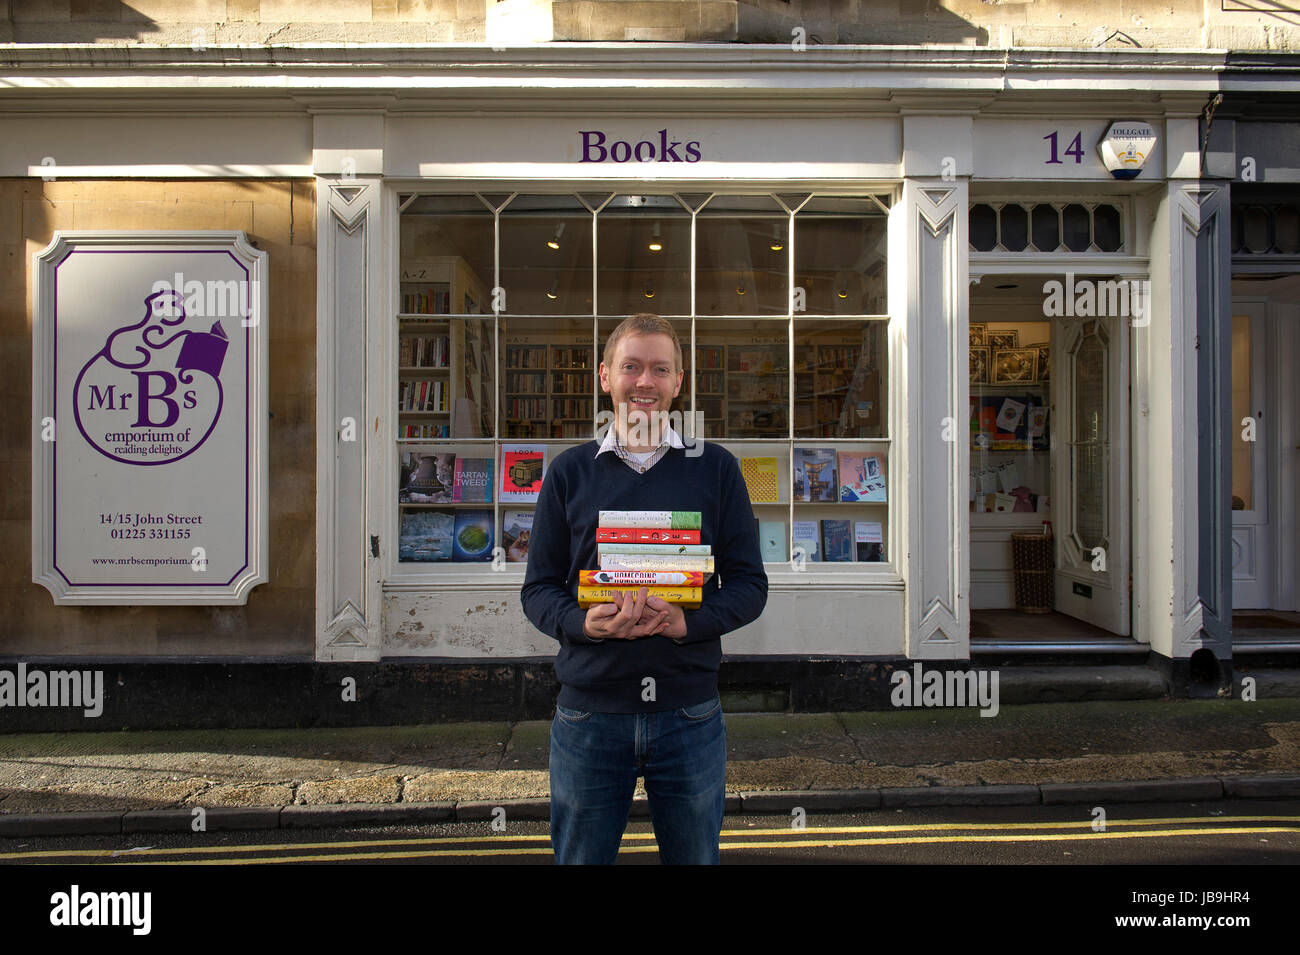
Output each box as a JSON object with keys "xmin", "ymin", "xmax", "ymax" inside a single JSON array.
[
  {"xmin": 794, "ymin": 201, "xmax": 888, "ymax": 315},
  {"xmin": 1244, "ymin": 206, "xmax": 1271, "ymax": 254},
  {"xmin": 1232, "ymin": 314, "xmax": 1253, "ymax": 511},
  {"xmin": 596, "ymin": 195, "xmax": 691, "ymax": 316},
  {"xmin": 400, "ymin": 195, "xmax": 494, "ymax": 316},
  {"xmin": 500, "ymin": 318, "xmax": 594, "ymax": 440},
  {"xmin": 1031, "ymin": 204, "xmax": 1060, "ymax": 252},
  {"xmin": 694, "ymin": 319, "xmax": 789, "ymax": 438},
  {"xmin": 697, "ymin": 196, "xmax": 788, "ymax": 316},
  {"xmin": 1275, "ymin": 205, "xmax": 1300, "ymax": 255},
  {"xmin": 499, "ymin": 195, "xmax": 593, "ymax": 314},
  {"xmin": 1062, "ymin": 203, "xmax": 1091, "ymax": 252},
  {"xmin": 1093, "ymin": 204, "xmax": 1122, "ymax": 252},
  {"xmin": 444, "ymin": 317, "xmax": 494, "ymax": 438},
  {"xmin": 1072, "ymin": 326, "xmax": 1108, "ymax": 551},
  {"xmin": 999, "ymin": 204, "xmax": 1028, "ymax": 252},
  {"xmin": 794, "ymin": 319, "xmax": 887, "ymax": 439},
  {"xmin": 969, "ymin": 204, "xmax": 997, "ymax": 252}
]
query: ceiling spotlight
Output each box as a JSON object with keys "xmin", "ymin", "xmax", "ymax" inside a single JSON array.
[
  {"xmin": 770, "ymin": 224, "xmax": 784, "ymax": 252},
  {"xmin": 648, "ymin": 221, "xmax": 663, "ymax": 253},
  {"xmin": 837, "ymin": 286, "xmax": 848, "ymax": 299},
  {"xmin": 736, "ymin": 276, "xmax": 747, "ymax": 296},
  {"xmin": 547, "ymin": 222, "xmax": 565, "ymax": 250},
  {"xmin": 643, "ymin": 285, "xmax": 656, "ymax": 299},
  {"xmin": 547, "ymin": 276, "xmax": 559, "ymax": 300}
]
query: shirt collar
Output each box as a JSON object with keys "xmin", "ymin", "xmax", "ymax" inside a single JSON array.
[{"xmin": 595, "ymin": 421, "xmax": 685, "ymax": 457}]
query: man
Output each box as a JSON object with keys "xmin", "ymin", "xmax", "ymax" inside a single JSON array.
[{"xmin": 520, "ymin": 313, "xmax": 768, "ymax": 865}]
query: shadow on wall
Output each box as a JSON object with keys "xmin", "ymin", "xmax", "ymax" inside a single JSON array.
[
  {"xmin": 7, "ymin": 1, "xmax": 162, "ymax": 43},
  {"xmin": 733, "ymin": 0, "xmax": 988, "ymax": 46}
]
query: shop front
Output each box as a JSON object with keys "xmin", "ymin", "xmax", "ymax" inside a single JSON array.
[{"xmin": 1, "ymin": 46, "xmax": 1250, "ymax": 721}]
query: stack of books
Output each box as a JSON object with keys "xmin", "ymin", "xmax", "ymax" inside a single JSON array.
[{"xmin": 577, "ymin": 510, "xmax": 710, "ymax": 608}]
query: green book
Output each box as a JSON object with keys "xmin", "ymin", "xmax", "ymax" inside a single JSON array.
[{"xmin": 597, "ymin": 510, "xmax": 702, "ymax": 530}]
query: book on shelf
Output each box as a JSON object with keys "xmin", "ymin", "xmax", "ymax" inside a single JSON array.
[
  {"xmin": 792, "ymin": 520, "xmax": 821, "ymax": 562},
  {"xmin": 739, "ymin": 456, "xmax": 780, "ymax": 504},
  {"xmin": 502, "ymin": 509, "xmax": 533, "ymax": 563},
  {"xmin": 837, "ymin": 451, "xmax": 887, "ymax": 503},
  {"xmin": 401, "ymin": 287, "xmax": 450, "ymax": 315},
  {"xmin": 398, "ymin": 510, "xmax": 454, "ymax": 562},
  {"xmin": 598, "ymin": 510, "xmax": 701, "ymax": 530},
  {"xmin": 452, "ymin": 509, "xmax": 494, "ymax": 561},
  {"xmin": 579, "ymin": 570, "xmax": 707, "ymax": 587},
  {"xmin": 401, "ymin": 423, "xmax": 450, "ymax": 439},
  {"xmin": 855, "ymin": 522, "xmax": 885, "ymax": 562},
  {"xmin": 821, "ymin": 519, "xmax": 853, "ymax": 562},
  {"xmin": 401, "ymin": 335, "xmax": 449, "ymax": 368},
  {"xmin": 792, "ymin": 448, "xmax": 837, "ymax": 502},
  {"xmin": 399, "ymin": 452, "xmax": 454, "ymax": 504},
  {"xmin": 500, "ymin": 444, "xmax": 547, "ymax": 502},
  {"xmin": 759, "ymin": 521, "xmax": 786, "ymax": 563},
  {"xmin": 577, "ymin": 585, "xmax": 702, "ymax": 608},
  {"xmin": 595, "ymin": 542, "xmax": 711, "ymax": 557},
  {"xmin": 452, "ymin": 458, "xmax": 493, "ymax": 503}
]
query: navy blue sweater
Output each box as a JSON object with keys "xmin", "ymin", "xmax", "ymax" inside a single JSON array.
[{"xmin": 520, "ymin": 440, "xmax": 768, "ymax": 713}]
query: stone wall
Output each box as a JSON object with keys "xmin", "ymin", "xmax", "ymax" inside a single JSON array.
[
  {"xmin": 2, "ymin": 0, "xmax": 1297, "ymax": 49},
  {"xmin": 0, "ymin": 179, "xmax": 317, "ymax": 657}
]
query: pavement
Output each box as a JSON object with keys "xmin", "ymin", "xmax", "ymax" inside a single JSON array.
[{"xmin": 2, "ymin": 697, "xmax": 1299, "ymax": 837}]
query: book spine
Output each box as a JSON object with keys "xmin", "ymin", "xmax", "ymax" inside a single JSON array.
[
  {"xmin": 579, "ymin": 570, "xmax": 705, "ymax": 587},
  {"xmin": 600, "ymin": 555, "xmax": 714, "ymax": 573},
  {"xmin": 596, "ymin": 543, "xmax": 711, "ymax": 556},
  {"xmin": 595, "ymin": 528, "xmax": 701, "ymax": 544},
  {"xmin": 577, "ymin": 586, "xmax": 702, "ymax": 608},
  {"xmin": 597, "ymin": 510, "xmax": 702, "ymax": 530}
]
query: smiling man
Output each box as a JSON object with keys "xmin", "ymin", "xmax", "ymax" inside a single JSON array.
[{"xmin": 520, "ymin": 313, "xmax": 768, "ymax": 865}]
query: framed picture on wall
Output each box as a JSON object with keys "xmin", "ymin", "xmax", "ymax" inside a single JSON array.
[
  {"xmin": 969, "ymin": 345, "xmax": 990, "ymax": 384},
  {"xmin": 1029, "ymin": 343, "xmax": 1050, "ymax": 381},
  {"xmin": 992, "ymin": 348, "xmax": 1037, "ymax": 384},
  {"xmin": 987, "ymin": 330, "xmax": 1019, "ymax": 350},
  {"xmin": 969, "ymin": 323, "xmax": 987, "ymax": 347}
]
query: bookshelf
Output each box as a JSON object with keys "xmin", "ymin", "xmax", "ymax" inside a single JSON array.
[{"xmin": 399, "ymin": 256, "xmax": 493, "ymax": 441}]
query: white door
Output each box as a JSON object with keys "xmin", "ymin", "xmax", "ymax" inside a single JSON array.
[
  {"xmin": 1231, "ymin": 302, "xmax": 1273, "ymax": 610},
  {"xmin": 1052, "ymin": 313, "xmax": 1131, "ymax": 635}
]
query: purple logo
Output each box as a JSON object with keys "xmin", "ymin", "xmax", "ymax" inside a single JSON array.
[
  {"xmin": 579, "ymin": 128, "xmax": 702, "ymax": 163},
  {"xmin": 73, "ymin": 289, "xmax": 226, "ymax": 466}
]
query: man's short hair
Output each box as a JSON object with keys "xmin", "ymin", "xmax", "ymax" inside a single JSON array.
[{"xmin": 602, "ymin": 313, "xmax": 683, "ymax": 373}]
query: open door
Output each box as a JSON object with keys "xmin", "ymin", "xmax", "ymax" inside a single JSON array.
[{"xmin": 1052, "ymin": 314, "xmax": 1131, "ymax": 635}]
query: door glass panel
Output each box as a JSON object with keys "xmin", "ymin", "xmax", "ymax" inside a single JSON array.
[
  {"xmin": 1072, "ymin": 324, "xmax": 1108, "ymax": 552},
  {"xmin": 1231, "ymin": 314, "xmax": 1253, "ymax": 511}
]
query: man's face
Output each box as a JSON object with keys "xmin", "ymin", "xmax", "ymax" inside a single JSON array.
[{"xmin": 599, "ymin": 332, "xmax": 683, "ymax": 426}]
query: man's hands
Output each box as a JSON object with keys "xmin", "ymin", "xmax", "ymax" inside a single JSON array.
[{"xmin": 583, "ymin": 588, "xmax": 688, "ymax": 641}]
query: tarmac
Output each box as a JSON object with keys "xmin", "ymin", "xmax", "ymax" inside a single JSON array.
[{"xmin": 1, "ymin": 696, "xmax": 1299, "ymax": 837}]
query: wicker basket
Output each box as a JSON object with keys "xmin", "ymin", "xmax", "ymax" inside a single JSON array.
[{"xmin": 1010, "ymin": 533, "xmax": 1054, "ymax": 614}]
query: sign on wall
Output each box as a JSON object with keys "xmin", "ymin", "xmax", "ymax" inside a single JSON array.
[{"xmin": 32, "ymin": 232, "xmax": 268, "ymax": 604}]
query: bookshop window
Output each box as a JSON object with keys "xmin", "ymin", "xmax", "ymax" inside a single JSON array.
[{"xmin": 396, "ymin": 192, "xmax": 892, "ymax": 571}]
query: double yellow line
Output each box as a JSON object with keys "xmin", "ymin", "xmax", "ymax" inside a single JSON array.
[{"xmin": 3, "ymin": 815, "xmax": 1297, "ymax": 864}]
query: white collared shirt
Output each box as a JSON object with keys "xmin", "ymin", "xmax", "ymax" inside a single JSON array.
[{"xmin": 595, "ymin": 421, "xmax": 684, "ymax": 474}]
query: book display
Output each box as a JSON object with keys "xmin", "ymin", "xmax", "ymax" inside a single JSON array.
[{"xmin": 969, "ymin": 320, "xmax": 1052, "ymax": 517}]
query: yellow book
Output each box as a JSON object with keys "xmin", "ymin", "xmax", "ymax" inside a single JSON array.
[
  {"xmin": 577, "ymin": 585, "xmax": 703, "ymax": 608},
  {"xmin": 739, "ymin": 456, "xmax": 780, "ymax": 503}
]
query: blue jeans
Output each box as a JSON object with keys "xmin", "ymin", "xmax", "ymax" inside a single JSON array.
[{"xmin": 548, "ymin": 695, "xmax": 726, "ymax": 865}]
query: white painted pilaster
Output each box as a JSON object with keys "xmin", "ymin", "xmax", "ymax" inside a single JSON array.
[{"xmin": 892, "ymin": 178, "xmax": 970, "ymax": 659}]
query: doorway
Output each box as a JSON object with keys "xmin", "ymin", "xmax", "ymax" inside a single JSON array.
[
  {"xmin": 1230, "ymin": 275, "xmax": 1300, "ymax": 651},
  {"xmin": 968, "ymin": 271, "xmax": 1138, "ymax": 649}
]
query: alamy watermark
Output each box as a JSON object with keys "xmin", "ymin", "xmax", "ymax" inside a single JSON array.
[
  {"xmin": 595, "ymin": 405, "xmax": 706, "ymax": 458},
  {"xmin": 1042, "ymin": 272, "xmax": 1151, "ymax": 326},
  {"xmin": 0, "ymin": 663, "xmax": 103, "ymax": 718},
  {"xmin": 151, "ymin": 272, "xmax": 259, "ymax": 326},
  {"xmin": 890, "ymin": 663, "xmax": 1000, "ymax": 717}
]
